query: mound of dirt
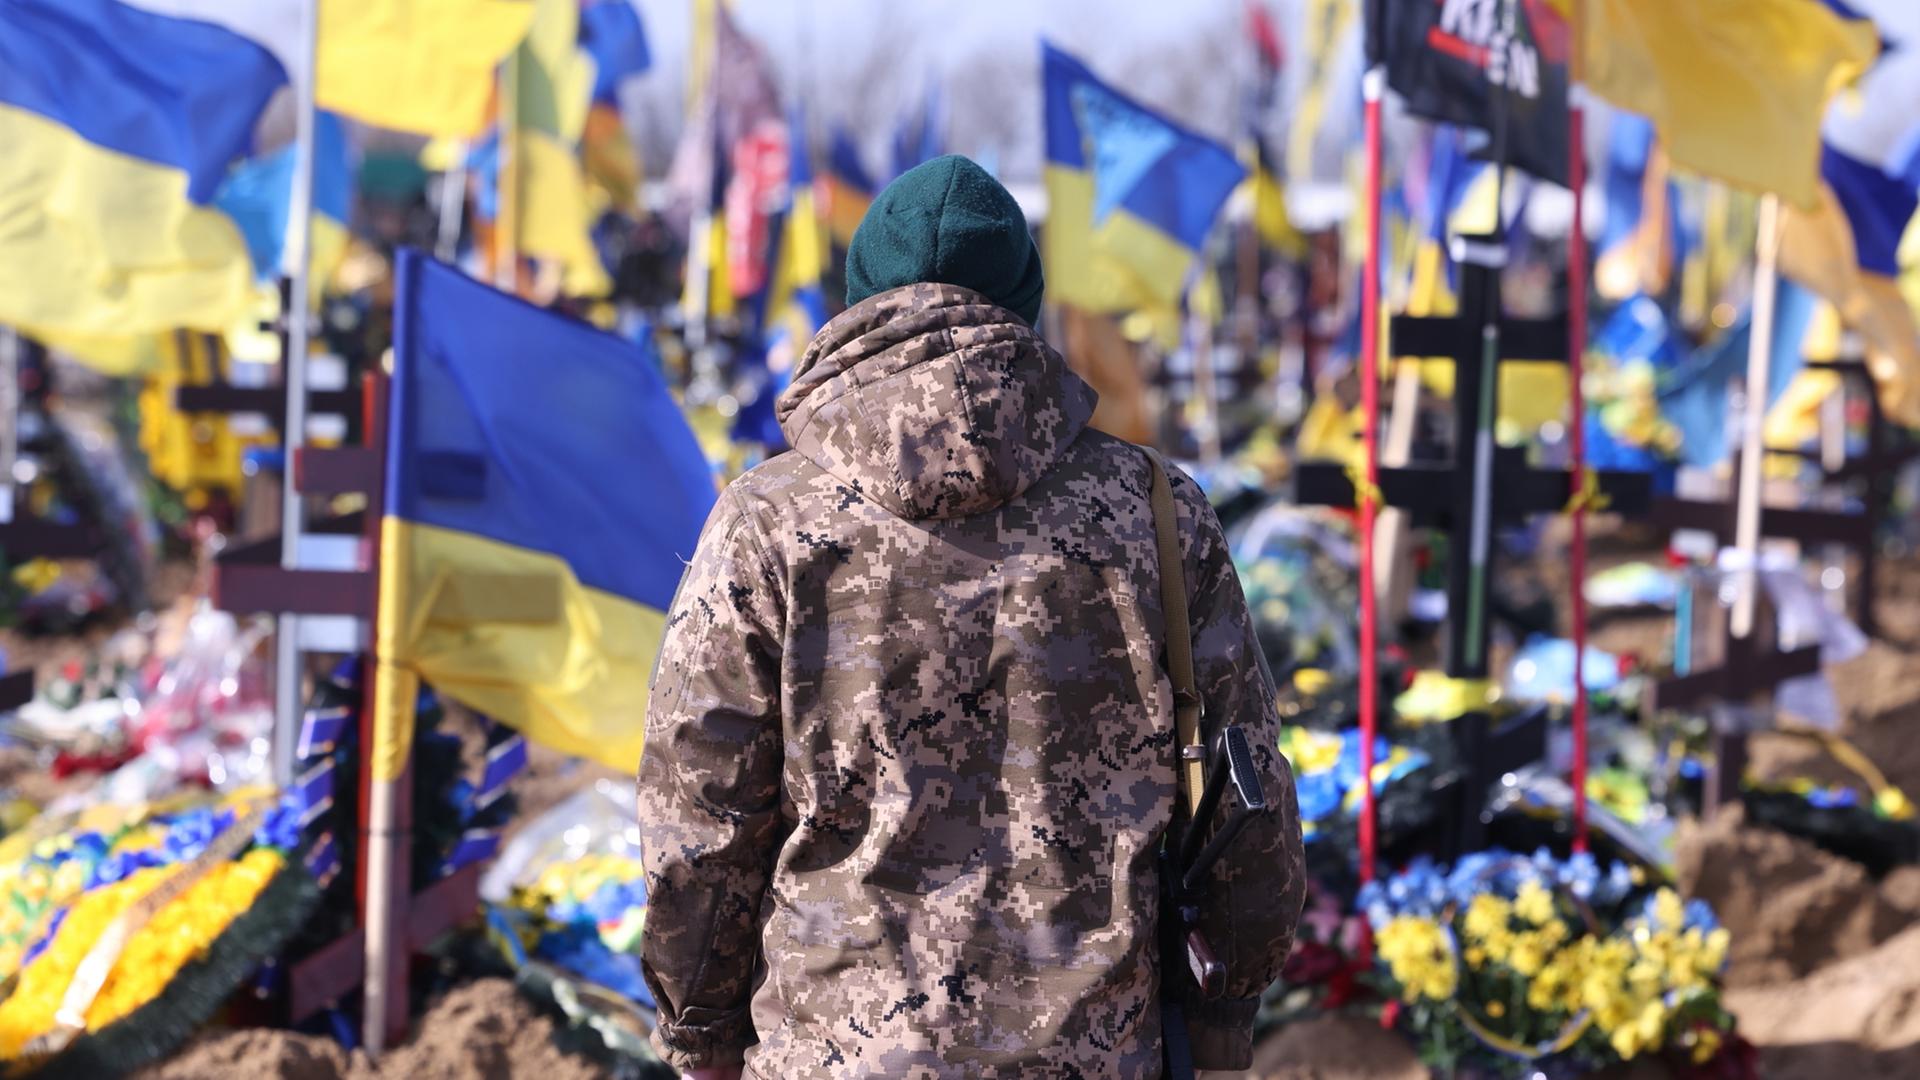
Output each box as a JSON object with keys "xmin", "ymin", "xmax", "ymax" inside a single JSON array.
[
  {"xmin": 137, "ymin": 1027, "xmax": 349, "ymax": 1080},
  {"xmin": 1726, "ymin": 922, "xmax": 1920, "ymax": 1079},
  {"xmin": 364, "ymin": 978, "xmax": 608, "ymax": 1080},
  {"xmin": 136, "ymin": 979, "xmax": 609, "ymax": 1080},
  {"xmin": 1673, "ymin": 806, "xmax": 1920, "ymax": 986}
]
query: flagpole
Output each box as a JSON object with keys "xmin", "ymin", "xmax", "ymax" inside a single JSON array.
[
  {"xmin": 1732, "ymin": 193, "xmax": 1783, "ymax": 640},
  {"xmin": 683, "ymin": 1, "xmax": 719, "ymax": 353},
  {"xmin": 496, "ymin": 53, "xmax": 519, "ymax": 292},
  {"xmin": 436, "ymin": 141, "xmax": 467, "ymax": 264},
  {"xmin": 1565, "ymin": 0, "xmax": 1593, "ymax": 853},
  {"xmin": 273, "ymin": 0, "xmax": 321, "ymax": 790},
  {"xmin": 1356, "ymin": 7, "xmax": 1386, "ymax": 884}
]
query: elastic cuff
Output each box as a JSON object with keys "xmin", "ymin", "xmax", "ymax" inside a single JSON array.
[
  {"xmin": 1182, "ymin": 995, "xmax": 1259, "ymax": 1071},
  {"xmin": 648, "ymin": 1006, "xmax": 754, "ymax": 1071}
]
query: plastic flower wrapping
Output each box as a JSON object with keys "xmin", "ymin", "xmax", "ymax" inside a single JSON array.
[
  {"xmin": 1227, "ymin": 500, "xmax": 1360, "ymax": 679},
  {"xmin": 501, "ymin": 852, "xmax": 652, "ymax": 1007},
  {"xmin": 1278, "ymin": 727, "xmax": 1429, "ymax": 843},
  {"xmin": 0, "ymin": 788, "xmax": 313, "ymax": 1064},
  {"xmin": 1356, "ymin": 849, "xmax": 1745, "ymax": 1078},
  {"xmin": 483, "ymin": 782, "xmax": 651, "ymax": 1004}
]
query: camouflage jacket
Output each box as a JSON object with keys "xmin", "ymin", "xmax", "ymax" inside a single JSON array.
[{"xmin": 638, "ymin": 283, "xmax": 1304, "ymax": 1078}]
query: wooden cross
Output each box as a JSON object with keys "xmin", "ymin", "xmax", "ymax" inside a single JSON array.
[
  {"xmin": 1758, "ymin": 357, "xmax": 1920, "ymax": 638},
  {"xmin": 1296, "ymin": 234, "xmax": 1652, "ymax": 680},
  {"xmin": 1646, "ymin": 579, "xmax": 1820, "ymax": 817}
]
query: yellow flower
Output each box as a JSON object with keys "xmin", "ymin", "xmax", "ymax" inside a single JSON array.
[
  {"xmin": 1514, "ymin": 880, "xmax": 1556, "ymax": 927},
  {"xmin": 1691, "ymin": 1026, "xmax": 1723, "ymax": 1064},
  {"xmin": 1652, "ymin": 889, "xmax": 1686, "ymax": 931},
  {"xmin": 9, "ymin": 559, "xmax": 60, "ymax": 595},
  {"xmin": 1462, "ymin": 894, "xmax": 1512, "ymax": 943},
  {"xmin": 1376, "ymin": 916, "xmax": 1458, "ymax": 1002},
  {"xmin": 1611, "ymin": 1022, "xmax": 1645, "ymax": 1060},
  {"xmin": 1486, "ymin": 1000, "xmax": 1506, "ymax": 1018}
]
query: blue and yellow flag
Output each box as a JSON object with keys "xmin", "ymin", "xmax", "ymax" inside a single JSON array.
[
  {"xmin": 1573, "ymin": 0, "xmax": 1878, "ymax": 207},
  {"xmin": 317, "ymin": 0, "xmax": 536, "ymax": 138},
  {"xmin": 1041, "ymin": 42, "xmax": 1246, "ymax": 314},
  {"xmin": 766, "ymin": 108, "xmax": 830, "ymax": 339},
  {"xmin": 126, "ymin": 0, "xmax": 535, "ymax": 139},
  {"xmin": 1778, "ymin": 0, "xmax": 1920, "ymax": 424},
  {"xmin": 0, "ymin": 0, "xmax": 285, "ymax": 338},
  {"xmin": 825, "ymin": 127, "xmax": 877, "ymax": 248},
  {"xmin": 375, "ymin": 251, "xmax": 716, "ymax": 777},
  {"xmin": 213, "ymin": 111, "xmax": 355, "ymax": 297}
]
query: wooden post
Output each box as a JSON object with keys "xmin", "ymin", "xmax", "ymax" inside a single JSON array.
[{"xmin": 1731, "ymin": 194, "xmax": 1782, "ymax": 639}]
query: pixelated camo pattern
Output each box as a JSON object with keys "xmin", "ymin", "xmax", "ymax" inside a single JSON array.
[{"xmin": 638, "ymin": 284, "xmax": 1304, "ymax": 1077}]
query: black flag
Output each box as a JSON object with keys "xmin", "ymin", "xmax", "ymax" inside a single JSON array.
[{"xmin": 1378, "ymin": 0, "xmax": 1571, "ymax": 186}]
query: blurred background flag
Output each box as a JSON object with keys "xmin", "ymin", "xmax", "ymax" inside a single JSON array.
[
  {"xmin": 493, "ymin": 0, "xmax": 610, "ymax": 297},
  {"xmin": 1659, "ymin": 281, "xmax": 1818, "ymax": 467},
  {"xmin": 766, "ymin": 106, "xmax": 830, "ymax": 336},
  {"xmin": 579, "ymin": 0, "xmax": 651, "ymax": 211},
  {"xmin": 213, "ymin": 111, "xmax": 356, "ymax": 296},
  {"xmin": 129, "ymin": 0, "xmax": 536, "ymax": 138},
  {"xmin": 1377, "ymin": 0, "xmax": 1572, "ymax": 184},
  {"xmin": 825, "ymin": 126, "xmax": 878, "ymax": 248},
  {"xmin": 890, "ymin": 86, "xmax": 946, "ymax": 181},
  {"xmin": 1593, "ymin": 111, "xmax": 1677, "ymax": 301},
  {"xmin": 316, "ymin": 0, "xmax": 536, "ymax": 137},
  {"xmin": 375, "ymin": 250, "xmax": 716, "ymax": 777},
  {"xmin": 1777, "ymin": 0, "xmax": 1920, "ymax": 423},
  {"xmin": 0, "ymin": 0, "xmax": 285, "ymax": 339},
  {"xmin": 1041, "ymin": 41, "xmax": 1247, "ymax": 314},
  {"xmin": 1572, "ymin": 0, "xmax": 1879, "ymax": 206},
  {"xmin": 581, "ymin": 0, "xmax": 651, "ymax": 105},
  {"xmin": 1241, "ymin": 135, "xmax": 1306, "ymax": 259}
]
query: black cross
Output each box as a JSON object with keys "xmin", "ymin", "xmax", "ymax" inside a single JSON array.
[{"xmin": 1296, "ymin": 235, "xmax": 1651, "ymax": 680}]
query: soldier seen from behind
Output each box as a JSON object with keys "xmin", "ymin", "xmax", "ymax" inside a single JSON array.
[{"xmin": 638, "ymin": 155, "xmax": 1305, "ymax": 1079}]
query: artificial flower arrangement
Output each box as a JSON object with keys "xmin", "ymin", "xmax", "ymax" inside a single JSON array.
[
  {"xmin": 1743, "ymin": 775, "xmax": 1920, "ymax": 876},
  {"xmin": 0, "ymin": 788, "xmax": 319, "ymax": 1075},
  {"xmin": 498, "ymin": 851, "xmax": 652, "ymax": 1007},
  {"xmin": 1279, "ymin": 726, "xmax": 1430, "ymax": 847},
  {"xmin": 1359, "ymin": 849, "xmax": 1750, "ymax": 1079}
]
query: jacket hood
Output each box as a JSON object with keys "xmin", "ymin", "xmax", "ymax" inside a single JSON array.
[{"xmin": 776, "ymin": 283, "xmax": 1097, "ymax": 521}]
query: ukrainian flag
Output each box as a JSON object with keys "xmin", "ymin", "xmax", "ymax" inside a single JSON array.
[
  {"xmin": 0, "ymin": 0, "xmax": 285, "ymax": 339},
  {"xmin": 1572, "ymin": 0, "xmax": 1877, "ymax": 207},
  {"xmin": 374, "ymin": 251, "xmax": 715, "ymax": 778},
  {"xmin": 1041, "ymin": 42, "xmax": 1246, "ymax": 314},
  {"xmin": 213, "ymin": 111, "xmax": 355, "ymax": 298},
  {"xmin": 766, "ymin": 108, "xmax": 830, "ymax": 338},
  {"xmin": 825, "ymin": 126, "xmax": 876, "ymax": 249},
  {"xmin": 317, "ymin": 0, "xmax": 536, "ymax": 138},
  {"xmin": 1774, "ymin": 0, "xmax": 1920, "ymax": 423}
]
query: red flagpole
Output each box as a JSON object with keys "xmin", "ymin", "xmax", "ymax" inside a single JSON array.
[
  {"xmin": 1358, "ymin": 58, "xmax": 1386, "ymax": 884},
  {"xmin": 1566, "ymin": 0, "xmax": 1592, "ymax": 853}
]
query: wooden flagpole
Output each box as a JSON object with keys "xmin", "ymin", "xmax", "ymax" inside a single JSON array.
[
  {"xmin": 1732, "ymin": 194, "xmax": 1784, "ymax": 640},
  {"xmin": 272, "ymin": 0, "xmax": 321, "ymax": 790}
]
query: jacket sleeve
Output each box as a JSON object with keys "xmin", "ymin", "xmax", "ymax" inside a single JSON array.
[
  {"xmin": 1167, "ymin": 467, "xmax": 1307, "ymax": 1071},
  {"xmin": 638, "ymin": 492, "xmax": 787, "ymax": 1072}
]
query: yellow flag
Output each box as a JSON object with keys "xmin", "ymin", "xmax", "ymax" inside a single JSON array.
[
  {"xmin": 319, "ymin": 0, "xmax": 536, "ymax": 138},
  {"xmin": 1781, "ymin": 184, "xmax": 1920, "ymax": 424},
  {"xmin": 1577, "ymin": 0, "xmax": 1876, "ymax": 207}
]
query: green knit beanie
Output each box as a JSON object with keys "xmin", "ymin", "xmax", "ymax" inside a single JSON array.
[{"xmin": 844, "ymin": 155, "xmax": 1044, "ymax": 325}]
